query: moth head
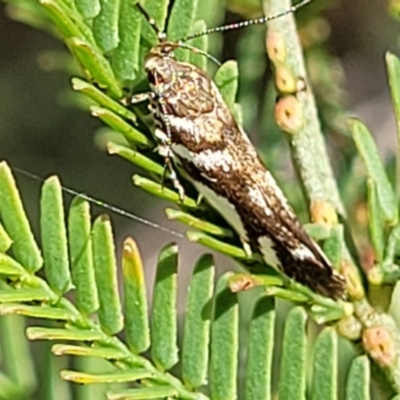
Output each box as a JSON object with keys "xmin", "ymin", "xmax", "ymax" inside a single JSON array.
[{"xmin": 144, "ymin": 43, "xmax": 178, "ymax": 87}]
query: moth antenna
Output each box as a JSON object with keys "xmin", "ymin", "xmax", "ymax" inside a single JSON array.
[
  {"xmin": 176, "ymin": 42, "xmax": 221, "ymax": 66},
  {"xmin": 183, "ymin": 0, "xmax": 312, "ymax": 42},
  {"xmin": 136, "ymin": 2, "xmax": 167, "ymax": 42},
  {"xmin": 11, "ymin": 166, "xmax": 185, "ymax": 239},
  {"xmin": 136, "ymin": 3, "xmax": 220, "ymax": 64}
]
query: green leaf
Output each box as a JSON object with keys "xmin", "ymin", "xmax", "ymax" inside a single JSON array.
[
  {"xmin": 386, "ymin": 52, "xmax": 400, "ymax": 147},
  {"xmin": 47, "ymin": 0, "xmax": 95, "ymax": 40},
  {"xmin": 0, "ymin": 162, "xmax": 43, "ymax": 272},
  {"xmin": 0, "ymin": 374, "xmax": 23, "ymax": 399},
  {"xmin": 189, "ymin": 20, "xmax": 208, "ymax": 71},
  {"xmin": 237, "ymin": 24, "xmax": 265, "ymax": 129},
  {"xmin": 55, "ymin": 0, "xmax": 76, "ymax": 12},
  {"xmin": 244, "ymin": 296, "xmax": 275, "ymax": 400},
  {"xmin": 264, "ymin": 286, "xmax": 308, "ymax": 302},
  {"xmin": 108, "ymin": 142, "xmax": 163, "ymax": 176},
  {"xmin": 0, "ymin": 304, "xmax": 71, "ymax": 320},
  {"xmin": 72, "ymin": 78, "xmax": 136, "ymax": 121},
  {"xmin": 278, "ymin": 307, "xmax": 307, "ymax": 400},
  {"xmin": 182, "ymin": 254, "xmax": 215, "ymax": 389},
  {"xmin": 68, "ymin": 197, "xmax": 99, "ymax": 315},
  {"xmin": 73, "ymin": 356, "xmax": 108, "ymax": 400},
  {"xmin": 345, "ymin": 356, "xmax": 370, "ymax": 400},
  {"xmin": 111, "ymin": 3, "xmax": 143, "ymax": 82},
  {"xmin": 27, "ymin": 327, "xmax": 103, "ymax": 341},
  {"xmin": 150, "ymin": 243, "xmax": 179, "ymax": 370},
  {"xmin": 386, "ymin": 52, "xmax": 400, "ymax": 202},
  {"xmin": 40, "ymin": 0, "xmax": 85, "ymax": 39},
  {"xmin": 107, "ymin": 386, "xmax": 178, "ymax": 400},
  {"xmin": 167, "ymin": 0, "xmax": 199, "ymax": 61},
  {"xmin": 0, "ymin": 222, "xmax": 12, "ymax": 253},
  {"xmin": 304, "ymin": 223, "xmax": 331, "ymax": 241},
  {"xmin": 309, "ymin": 302, "xmax": 350, "ymax": 325},
  {"xmin": 214, "ymin": 61, "xmax": 239, "ymax": 112},
  {"xmin": 142, "ymin": 0, "xmax": 169, "ymax": 34},
  {"xmin": 91, "ymin": 106, "xmax": 152, "ymax": 147},
  {"xmin": 210, "ymin": 273, "xmax": 239, "ymax": 400},
  {"xmin": 0, "ymin": 253, "xmax": 25, "ymax": 276},
  {"xmin": 132, "ymin": 175, "xmax": 198, "ymax": 208},
  {"xmin": 165, "ymin": 208, "xmax": 233, "ymax": 238},
  {"xmin": 122, "ymin": 237, "xmax": 150, "ymax": 354},
  {"xmin": 386, "ymin": 225, "xmax": 400, "ymax": 264},
  {"xmin": 40, "ymin": 176, "xmax": 71, "ymax": 295},
  {"xmin": 0, "ymin": 315, "xmax": 36, "ymax": 392},
  {"xmin": 367, "ymin": 179, "xmax": 385, "ymax": 263},
  {"xmin": 168, "ymin": 0, "xmax": 198, "ymax": 41},
  {"xmin": 233, "ymin": 102, "xmax": 243, "ymax": 126},
  {"xmin": 92, "ymin": 0, "xmax": 120, "ymax": 52},
  {"xmin": 186, "ymin": 230, "xmax": 250, "ymax": 259},
  {"xmin": 0, "ymin": 288, "xmax": 50, "ymax": 303},
  {"xmin": 322, "ymin": 224, "xmax": 343, "ymax": 269},
  {"xmin": 229, "ymin": 272, "xmax": 283, "ymax": 292},
  {"xmin": 61, "ymin": 369, "xmax": 151, "ymax": 383},
  {"xmin": 349, "ymin": 118, "xmax": 397, "ymax": 224},
  {"xmin": 74, "ymin": 0, "xmax": 100, "ymax": 19},
  {"xmin": 92, "ymin": 215, "xmax": 124, "ymax": 335},
  {"xmin": 67, "ymin": 37, "xmax": 123, "ymax": 99},
  {"xmin": 311, "ymin": 328, "xmax": 338, "ymax": 400},
  {"xmin": 43, "ymin": 353, "xmax": 72, "ymax": 400},
  {"xmin": 52, "ymin": 344, "xmax": 125, "ymax": 359}
]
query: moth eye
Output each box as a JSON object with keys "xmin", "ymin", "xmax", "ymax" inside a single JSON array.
[{"xmin": 147, "ymin": 71, "xmax": 157, "ymax": 86}]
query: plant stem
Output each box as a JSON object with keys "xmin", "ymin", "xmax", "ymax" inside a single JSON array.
[
  {"xmin": 263, "ymin": 0, "xmax": 345, "ymax": 216},
  {"xmin": 263, "ymin": 0, "xmax": 400, "ymax": 392}
]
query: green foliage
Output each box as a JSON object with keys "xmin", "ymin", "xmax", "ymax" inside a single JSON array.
[
  {"xmin": 0, "ymin": 162, "xmax": 367, "ymax": 399},
  {"xmin": 2, "ymin": 0, "xmax": 400, "ymax": 398}
]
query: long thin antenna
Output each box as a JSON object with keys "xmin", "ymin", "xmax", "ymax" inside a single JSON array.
[
  {"xmin": 183, "ymin": 0, "xmax": 312, "ymax": 42},
  {"xmin": 12, "ymin": 166, "xmax": 185, "ymax": 239},
  {"xmin": 175, "ymin": 42, "xmax": 221, "ymax": 65}
]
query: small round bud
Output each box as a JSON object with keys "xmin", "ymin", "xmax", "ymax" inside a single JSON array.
[
  {"xmin": 363, "ymin": 326, "xmax": 396, "ymax": 368},
  {"xmin": 274, "ymin": 95, "xmax": 303, "ymax": 134},
  {"xmin": 274, "ymin": 65, "xmax": 297, "ymax": 94},
  {"xmin": 341, "ymin": 260, "xmax": 365, "ymax": 300},
  {"xmin": 266, "ymin": 31, "xmax": 286, "ymax": 63},
  {"xmin": 310, "ymin": 200, "xmax": 338, "ymax": 226},
  {"xmin": 228, "ymin": 274, "xmax": 257, "ymax": 293},
  {"xmin": 337, "ymin": 315, "xmax": 362, "ymax": 341}
]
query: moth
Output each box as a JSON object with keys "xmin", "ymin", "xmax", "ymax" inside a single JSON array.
[{"xmin": 132, "ymin": 1, "xmax": 346, "ymax": 299}]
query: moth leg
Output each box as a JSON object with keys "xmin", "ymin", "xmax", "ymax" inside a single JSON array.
[
  {"xmin": 242, "ymin": 241, "xmax": 253, "ymax": 258},
  {"xmin": 156, "ymin": 98, "xmax": 186, "ymax": 201},
  {"xmin": 120, "ymin": 91, "xmax": 152, "ymax": 106},
  {"xmin": 130, "ymin": 92, "xmax": 152, "ymax": 105},
  {"xmin": 196, "ymin": 193, "xmax": 204, "ymax": 206},
  {"xmin": 168, "ymin": 164, "xmax": 186, "ymax": 201},
  {"xmin": 155, "ymin": 129, "xmax": 186, "ymax": 201}
]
